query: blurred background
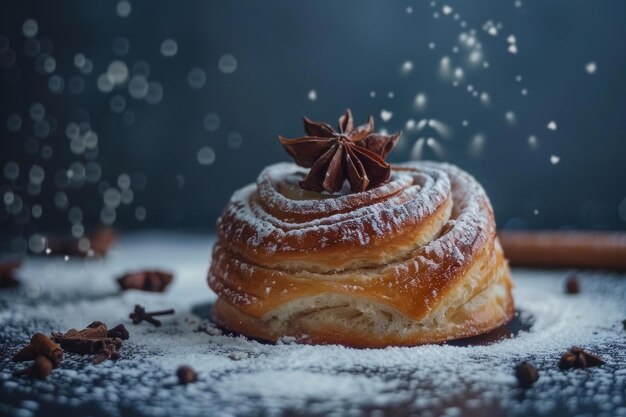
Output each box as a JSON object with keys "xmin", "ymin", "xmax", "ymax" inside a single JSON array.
[{"xmin": 2, "ymin": 0, "xmax": 626, "ymax": 254}]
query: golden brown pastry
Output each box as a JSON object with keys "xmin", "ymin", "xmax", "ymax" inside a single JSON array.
[{"xmin": 208, "ymin": 160, "xmax": 514, "ymax": 347}]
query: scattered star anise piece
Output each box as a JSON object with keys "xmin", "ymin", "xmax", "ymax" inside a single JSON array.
[
  {"xmin": 279, "ymin": 109, "xmax": 401, "ymax": 193},
  {"xmin": 51, "ymin": 321, "xmax": 126, "ymax": 364},
  {"xmin": 514, "ymin": 361, "xmax": 539, "ymax": 388},
  {"xmin": 129, "ymin": 304, "xmax": 175, "ymax": 327},
  {"xmin": 559, "ymin": 346, "xmax": 604, "ymax": 370},
  {"xmin": 0, "ymin": 260, "xmax": 21, "ymax": 288},
  {"xmin": 117, "ymin": 270, "xmax": 174, "ymax": 292}
]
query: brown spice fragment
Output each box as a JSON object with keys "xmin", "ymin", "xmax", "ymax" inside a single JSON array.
[
  {"xmin": 565, "ymin": 274, "xmax": 580, "ymax": 294},
  {"xmin": 129, "ymin": 305, "xmax": 175, "ymax": 327},
  {"xmin": 0, "ymin": 260, "xmax": 21, "ymax": 288},
  {"xmin": 559, "ymin": 346, "xmax": 604, "ymax": 369},
  {"xmin": 177, "ymin": 365, "xmax": 197, "ymax": 385},
  {"xmin": 117, "ymin": 270, "xmax": 173, "ymax": 292},
  {"xmin": 12, "ymin": 332, "xmax": 63, "ymax": 367},
  {"xmin": 13, "ymin": 356, "xmax": 53, "ymax": 379},
  {"xmin": 514, "ymin": 361, "xmax": 539, "ymax": 388},
  {"xmin": 51, "ymin": 321, "xmax": 125, "ymax": 363},
  {"xmin": 107, "ymin": 324, "xmax": 130, "ymax": 340}
]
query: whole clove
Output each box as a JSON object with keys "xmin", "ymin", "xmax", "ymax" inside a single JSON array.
[
  {"xmin": 117, "ymin": 270, "xmax": 174, "ymax": 292},
  {"xmin": 559, "ymin": 346, "xmax": 604, "ymax": 370},
  {"xmin": 514, "ymin": 361, "xmax": 539, "ymax": 388},
  {"xmin": 12, "ymin": 332, "xmax": 63, "ymax": 367},
  {"xmin": 0, "ymin": 260, "xmax": 21, "ymax": 288},
  {"xmin": 93, "ymin": 343, "xmax": 121, "ymax": 365},
  {"xmin": 129, "ymin": 304, "xmax": 175, "ymax": 327},
  {"xmin": 176, "ymin": 365, "xmax": 197, "ymax": 385},
  {"xmin": 13, "ymin": 356, "xmax": 53, "ymax": 379}
]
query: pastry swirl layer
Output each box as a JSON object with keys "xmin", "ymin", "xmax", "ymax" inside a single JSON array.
[{"xmin": 208, "ymin": 162, "xmax": 514, "ymax": 347}]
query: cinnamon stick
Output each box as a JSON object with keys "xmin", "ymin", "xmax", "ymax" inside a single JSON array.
[{"xmin": 498, "ymin": 231, "xmax": 626, "ymax": 270}]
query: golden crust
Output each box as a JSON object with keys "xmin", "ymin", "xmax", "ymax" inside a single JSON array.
[{"xmin": 208, "ymin": 162, "xmax": 514, "ymax": 347}]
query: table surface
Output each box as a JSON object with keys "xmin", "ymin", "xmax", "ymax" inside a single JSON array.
[{"xmin": 0, "ymin": 233, "xmax": 625, "ymax": 417}]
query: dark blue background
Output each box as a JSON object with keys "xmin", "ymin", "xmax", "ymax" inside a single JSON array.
[{"xmin": 2, "ymin": 0, "xmax": 626, "ymax": 248}]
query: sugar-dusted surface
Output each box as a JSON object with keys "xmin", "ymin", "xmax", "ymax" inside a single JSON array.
[{"xmin": 1, "ymin": 233, "xmax": 625, "ymax": 417}]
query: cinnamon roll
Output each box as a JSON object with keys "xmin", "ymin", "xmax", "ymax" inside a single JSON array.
[{"xmin": 208, "ymin": 162, "xmax": 514, "ymax": 347}]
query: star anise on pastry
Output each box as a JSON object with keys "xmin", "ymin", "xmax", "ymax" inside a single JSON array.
[{"xmin": 279, "ymin": 109, "xmax": 401, "ymax": 193}]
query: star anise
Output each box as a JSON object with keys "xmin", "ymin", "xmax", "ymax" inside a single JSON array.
[{"xmin": 279, "ymin": 109, "xmax": 401, "ymax": 193}]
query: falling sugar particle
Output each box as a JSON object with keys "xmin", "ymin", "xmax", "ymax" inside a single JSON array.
[
  {"xmin": 22, "ymin": 19, "xmax": 38, "ymax": 38},
  {"xmin": 227, "ymin": 132, "xmax": 243, "ymax": 149},
  {"xmin": 528, "ymin": 135, "xmax": 538, "ymax": 149},
  {"xmin": 7, "ymin": 113, "xmax": 22, "ymax": 132},
  {"xmin": 400, "ymin": 61, "xmax": 413, "ymax": 74},
  {"xmin": 406, "ymin": 6, "xmax": 413, "ymax": 14},
  {"xmin": 508, "ymin": 44, "xmax": 518, "ymax": 54},
  {"xmin": 161, "ymin": 39, "xmax": 178, "ymax": 57},
  {"xmin": 547, "ymin": 121, "xmax": 557, "ymax": 131},
  {"xmin": 107, "ymin": 60, "xmax": 129, "ymax": 84},
  {"xmin": 218, "ymin": 54, "xmax": 237, "ymax": 74},
  {"xmin": 128, "ymin": 75, "xmax": 149, "ymax": 98},
  {"xmin": 521, "ymin": 88, "xmax": 528, "ymax": 96},
  {"xmin": 369, "ymin": 91, "xmax": 376, "ymax": 98},
  {"xmin": 197, "ymin": 147, "xmax": 216, "ymax": 165},
  {"xmin": 414, "ymin": 93, "xmax": 427, "ymax": 110},
  {"xmin": 462, "ymin": 120, "xmax": 468, "ymax": 127},
  {"xmin": 116, "ymin": 1, "xmax": 131, "ymax": 18},
  {"xmin": 428, "ymin": 42, "xmax": 436, "ymax": 49},
  {"xmin": 550, "ymin": 155, "xmax": 560, "ymax": 165},
  {"xmin": 533, "ymin": 209, "xmax": 539, "ymax": 215},
  {"xmin": 135, "ymin": 206, "xmax": 147, "ymax": 221},
  {"xmin": 146, "ymin": 82, "xmax": 164, "ymax": 104},
  {"xmin": 187, "ymin": 68, "xmax": 206, "ymax": 89},
  {"xmin": 112, "ymin": 37, "xmax": 130, "ymax": 56},
  {"xmin": 203, "ymin": 113, "xmax": 220, "ymax": 131},
  {"xmin": 307, "ymin": 90, "xmax": 317, "ymax": 101},
  {"xmin": 469, "ymin": 134, "xmax": 486, "ymax": 157},
  {"xmin": 380, "ymin": 110, "xmax": 393, "ymax": 122},
  {"xmin": 585, "ymin": 61, "xmax": 597, "ymax": 74},
  {"xmin": 442, "ymin": 5, "xmax": 453, "ymax": 15},
  {"xmin": 505, "ymin": 111, "xmax": 516, "ymax": 124},
  {"xmin": 387, "ymin": 91, "xmax": 394, "ymax": 98}
]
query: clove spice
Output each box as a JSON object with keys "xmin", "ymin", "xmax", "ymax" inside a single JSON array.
[
  {"xmin": 129, "ymin": 304, "xmax": 175, "ymax": 327},
  {"xmin": 13, "ymin": 332, "xmax": 63, "ymax": 367},
  {"xmin": 559, "ymin": 346, "xmax": 604, "ymax": 370},
  {"xmin": 117, "ymin": 270, "xmax": 174, "ymax": 292},
  {"xmin": 13, "ymin": 356, "xmax": 53, "ymax": 379},
  {"xmin": 176, "ymin": 365, "xmax": 197, "ymax": 385},
  {"xmin": 564, "ymin": 274, "xmax": 580, "ymax": 294},
  {"xmin": 514, "ymin": 361, "xmax": 539, "ymax": 388}
]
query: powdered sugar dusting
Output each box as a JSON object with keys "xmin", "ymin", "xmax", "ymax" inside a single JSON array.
[{"xmin": 1, "ymin": 234, "xmax": 625, "ymax": 417}]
